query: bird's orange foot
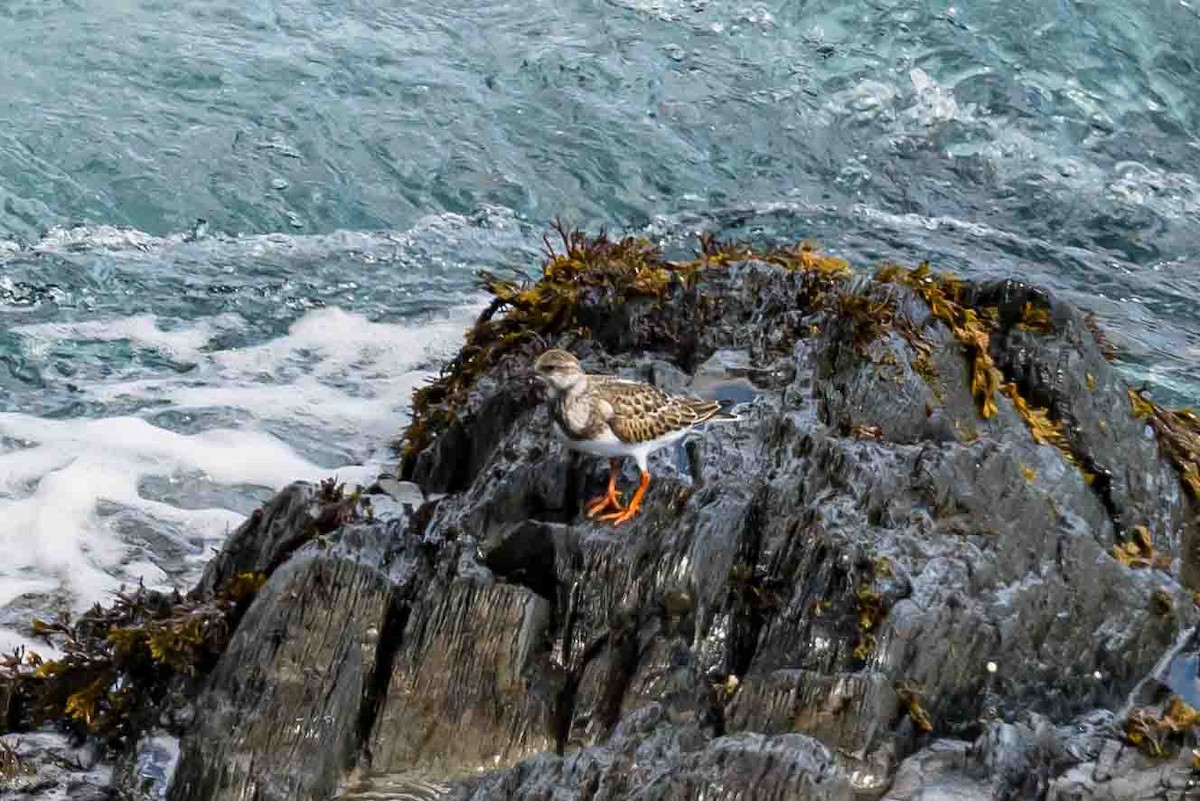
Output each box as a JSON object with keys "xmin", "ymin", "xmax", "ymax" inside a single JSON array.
[
  {"xmin": 597, "ymin": 494, "xmax": 644, "ymax": 527},
  {"xmin": 585, "ymin": 489, "xmax": 625, "ymax": 519},
  {"xmin": 597, "ymin": 469, "xmax": 651, "ymax": 528}
]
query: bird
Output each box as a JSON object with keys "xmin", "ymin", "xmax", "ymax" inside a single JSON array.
[{"xmin": 533, "ymin": 349, "xmax": 735, "ymax": 526}]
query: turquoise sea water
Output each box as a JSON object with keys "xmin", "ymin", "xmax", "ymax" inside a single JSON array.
[{"xmin": 0, "ymin": 0, "xmax": 1197, "ymax": 646}]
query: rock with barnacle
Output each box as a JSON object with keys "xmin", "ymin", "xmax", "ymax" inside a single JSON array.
[{"xmin": 6, "ymin": 232, "xmax": 1199, "ymax": 801}]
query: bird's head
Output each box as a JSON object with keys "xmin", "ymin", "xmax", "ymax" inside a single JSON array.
[{"xmin": 533, "ymin": 349, "xmax": 586, "ymax": 397}]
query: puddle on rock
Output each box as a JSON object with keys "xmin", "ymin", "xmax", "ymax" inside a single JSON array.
[{"xmin": 1164, "ymin": 650, "xmax": 1200, "ymax": 709}]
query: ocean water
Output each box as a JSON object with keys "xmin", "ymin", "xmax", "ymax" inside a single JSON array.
[{"xmin": 0, "ymin": 0, "xmax": 1197, "ymax": 650}]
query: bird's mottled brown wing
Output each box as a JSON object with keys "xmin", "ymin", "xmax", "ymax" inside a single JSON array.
[{"xmin": 590, "ymin": 376, "xmax": 722, "ymax": 444}]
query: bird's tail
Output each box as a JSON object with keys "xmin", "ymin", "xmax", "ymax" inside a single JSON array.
[{"xmin": 701, "ymin": 400, "xmax": 741, "ymax": 423}]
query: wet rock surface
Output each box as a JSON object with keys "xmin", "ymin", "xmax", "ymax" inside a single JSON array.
[
  {"xmin": 7, "ymin": 257, "xmax": 1198, "ymax": 801},
  {"xmin": 167, "ymin": 520, "xmax": 413, "ymax": 801},
  {"xmin": 449, "ymin": 713, "xmax": 857, "ymax": 801},
  {"xmin": 374, "ymin": 260, "xmax": 1197, "ymax": 800},
  {"xmin": 0, "ymin": 732, "xmax": 112, "ymax": 801}
]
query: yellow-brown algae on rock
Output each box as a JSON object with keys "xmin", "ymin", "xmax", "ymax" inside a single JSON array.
[{"xmin": 1129, "ymin": 387, "xmax": 1200, "ymax": 503}]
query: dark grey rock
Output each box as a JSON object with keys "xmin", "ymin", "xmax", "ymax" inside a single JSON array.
[
  {"xmin": 193, "ymin": 482, "xmax": 317, "ymax": 597},
  {"xmin": 0, "ymin": 732, "xmax": 114, "ymax": 801},
  {"xmin": 381, "ymin": 261, "xmax": 1196, "ymax": 797},
  {"xmin": 365, "ymin": 575, "xmax": 559, "ymax": 777},
  {"xmin": 167, "ymin": 521, "xmax": 421, "ymax": 801},
  {"xmin": 885, "ymin": 709, "xmax": 1126, "ymax": 800},
  {"xmin": 450, "ymin": 706, "xmax": 855, "ymax": 801},
  {"xmin": 72, "ymin": 259, "xmax": 1200, "ymax": 801},
  {"xmin": 1045, "ymin": 742, "xmax": 1195, "ymax": 800},
  {"xmin": 884, "ymin": 739, "xmax": 989, "ymax": 800},
  {"xmin": 972, "ymin": 281, "xmax": 1198, "ymax": 572}
]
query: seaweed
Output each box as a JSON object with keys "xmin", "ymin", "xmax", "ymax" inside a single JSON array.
[
  {"xmin": 851, "ymin": 424, "xmax": 883, "ymax": 441},
  {"xmin": 834, "ymin": 292, "xmax": 896, "ymax": 355},
  {"xmin": 713, "ymin": 673, "xmax": 741, "ymax": 703},
  {"xmin": 895, "ymin": 680, "xmax": 934, "ymax": 734},
  {"xmin": 313, "ymin": 477, "xmax": 364, "ymax": 536},
  {"xmin": 1015, "ymin": 301, "xmax": 1052, "ymax": 333},
  {"xmin": 1084, "ymin": 311, "xmax": 1119, "ymax": 361},
  {"xmin": 910, "ymin": 346, "xmax": 945, "ymax": 402},
  {"xmin": 728, "ymin": 562, "xmax": 781, "ymax": 612},
  {"xmin": 1112, "ymin": 524, "xmax": 1173, "ymax": 571},
  {"xmin": 852, "ymin": 562, "xmax": 891, "ymax": 661},
  {"xmin": 1000, "ymin": 383, "xmax": 1077, "ymax": 466},
  {"xmin": 1151, "ymin": 587, "xmax": 1175, "ymax": 616},
  {"xmin": 696, "ymin": 233, "xmax": 852, "ymax": 279},
  {"xmin": 851, "ymin": 635, "xmax": 876, "ymax": 662},
  {"xmin": 1129, "ymin": 388, "xmax": 1200, "ymax": 503},
  {"xmin": 0, "ymin": 573, "xmax": 264, "ymax": 746},
  {"xmin": 1125, "ymin": 696, "xmax": 1200, "ymax": 757},
  {"xmin": 0, "ymin": 738, "xmax": 26, "ymax": 782},
  {"xmin": 875, "ymin": 262, "xmax": 1094, "ymax": 473},
  {"xmin": 855, "ymin": 586, "xmax": 886, "ymax": 633},
  {"xmin": 875, "ymin": 262, "xmax": 1002, "ymax": 419}
]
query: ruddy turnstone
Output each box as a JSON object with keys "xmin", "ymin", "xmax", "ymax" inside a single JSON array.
[{"xmin": 534, "ymin": 349, "xmax": 735, "ymax": 526}]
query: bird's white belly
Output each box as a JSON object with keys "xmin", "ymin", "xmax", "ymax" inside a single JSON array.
[{"xmin": 552, "ymin": 421, "xmax": 689, "ymax": 469}]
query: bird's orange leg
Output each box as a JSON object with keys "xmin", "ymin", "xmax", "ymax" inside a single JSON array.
[
  {"xmin": 586, "ymin": 458, "xmax": 625, "ymax": 519},
  {"xmin": 599, "ymin": 469, "xmax": 650, "ymax": 526}
]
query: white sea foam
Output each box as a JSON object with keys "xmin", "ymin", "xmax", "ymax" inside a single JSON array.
[
  {"xmin": 0, "ymin": 302, "xmax": 479, "ymax": 645},
  {"xmin": 15, "ymin": 314, "xmax": 247, "ymax": 362},
  {"xmin": 81, "ymin": 306, "xmax": 476, "ymax": 452}
]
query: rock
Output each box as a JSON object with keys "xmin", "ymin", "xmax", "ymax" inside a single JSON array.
[
  {"xmin": 366, "ymin": 577, "xmax": 559, "ymax": 776},
  {"xmin": 0, "ymin": 732, "xmax": 114, "ymax": 800},
  {"xmin": 32, "ymin": 254, "xmax": 1199, "ymax": 801},
  {"xmin": 193, "ymin": 482, "xmax": 317, "ymax": 597},
  {"xmin": 1045, "ymin": 743, "xmax": 1196, "ymax": 800},
  {"xmin": 168, "ymin": 519, "xmax": 420, "ymax": 801},
  {"xmin": 375, "ymin": 478, "xmax": 425, "ymax": 507},
  {"xmin": 383, "ymin": 260, "xmax": 1197, "ymax": 797},
  {"xmin": 884, "ymin": 709, "xmax": 1124, "ymax": 800},
  {"xmin": 973, "ymin": 281, "xmax": 1196, "ymax": 570},
  {"xmin": 336, "ymin": 772, "xmax": 452, "ymax": 800},
  {"xmin": 450, "ymin": 706, "xmax": 856, "ymax": 801},
  {"xmin": 884, "ymin": 739, "xmax": 989, "ymax": 800}
]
